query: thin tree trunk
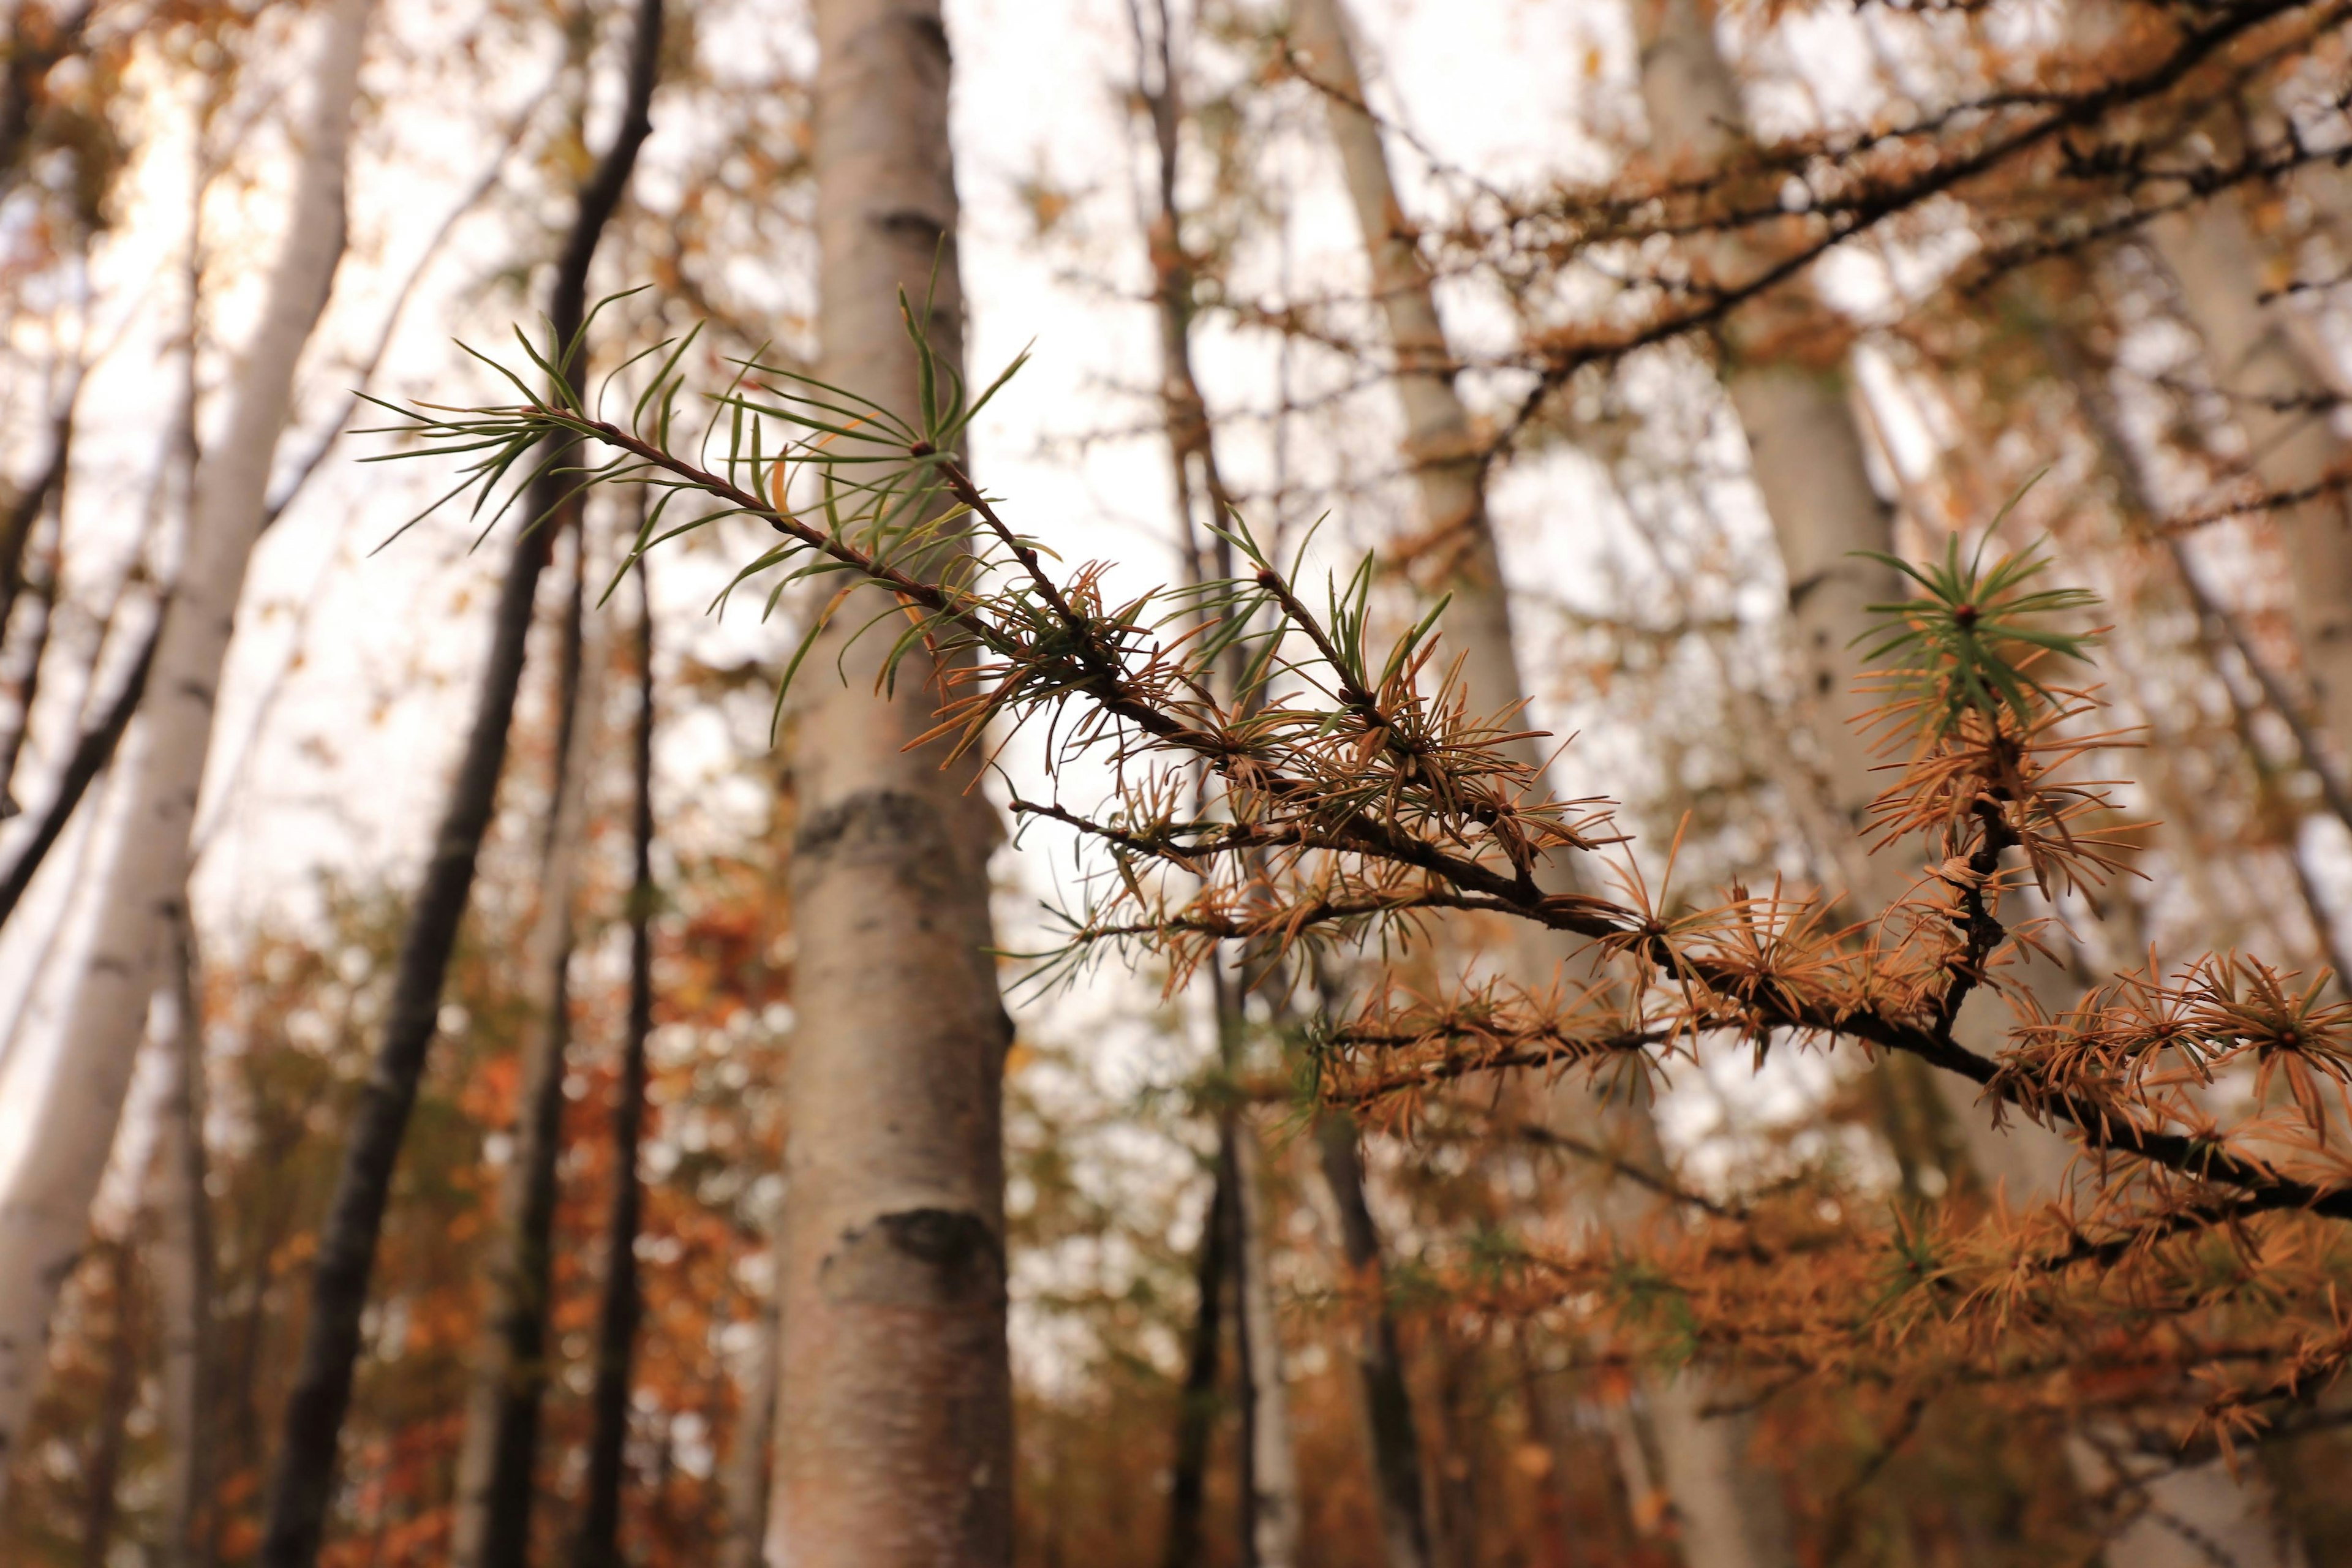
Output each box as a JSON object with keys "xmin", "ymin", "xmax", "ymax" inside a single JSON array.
[
  {"xmin": 1314, "ymin": 1117, "xmax": 1434, "ymax": 1568},
  {"xmin": 718, "ymin": 1291, "xmax": 780, "ymax": 1568},
  {"xmin": 1162, "ymin": 1145, "xmax": 1234, "ymax": 1568},
  {"xmin": 450, "ymin": 534, "xmax": 600, "ymax": 1568},
  {"xmin": 256, "ymin": 1, "xmax": 660, "ymax": 1559},
  {"xmin": 0, "ymin": 0, "xmax": 373, "ymax": 1496},
  {"xmin": 770, "ymin": 2, "xmax": 1013, "ymax": 1562},
  {"xmin": 578, "ymin": 560, "xmax": 658, "ymax": 1568},
  {"xmin": 149, "ymin": 911, "xmax": 216, "ymax": 1568}
]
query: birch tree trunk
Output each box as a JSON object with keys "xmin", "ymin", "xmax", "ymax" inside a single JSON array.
[
  {"xmin": 0, "ymin": 0, "xmax": 372, "ymax": 1493},
  {"xmin": 450, "ymin": 540, "xmax": 600, "ymax": 1568},
  {"xmin": 257, "ymin": 1, "xmax": 658, "ymax": 1558},
  {"xmin": 1288, "ymin": 5, "xmax": 1796, "ymax": 1563},
  {"xmin": 769, "ymin": 1, "xmax": 1013, "ymax": 1561},
  {"xmin": 580, "ymin": 559, "xmax": 658, "ymax": 1568}
]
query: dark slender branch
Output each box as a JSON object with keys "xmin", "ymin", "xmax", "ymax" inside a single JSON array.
[
  {"xmin": 0, "ymin": 614, "xmax": 157, "ymax": 926},
  {"xmin": 576, "ymin": 556, "xmax": 657, "ymax": 1568}
]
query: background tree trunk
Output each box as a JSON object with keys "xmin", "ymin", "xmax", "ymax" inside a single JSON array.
[
  {"xmin": 255, "ymin": 0, "xmax": 660, "ymax": 1558},
  {"xmin": 450, "ymin": 536, "xmax": 598, "ymax": 1568},
  {"xmin": 1161, "ymin": 1144, "xmax": 1234, "ymax": 1568},
  {"xmin": 0, "ymin": 0, "xmax": 372, "ymax": 1496},
  {"xmin": 769, "ymin": 1, "xmax": 1014, "ymax": 1562},
  {"xmin": 578, "ymin": 560, "xmax": 658, "ymax": 1568}
]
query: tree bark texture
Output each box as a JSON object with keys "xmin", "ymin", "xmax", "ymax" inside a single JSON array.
[
  {"xmin": 256, "ymin": 0, "xmax": 659, "ymax": 1558},
  {"xmin": 450, "ymin": 538, "xmax": 598, "ymax": 1568},
  {"xmin": 578, "ymin": 560, "xmax": 658, "ymax": 1568},
  {"xmin": 770, "ymin": 2, "xmax": 1014, "ymax": 1563},
  {"xmin": 0, "ymin": 0, "xmax": 372, "ymax": 1498}
]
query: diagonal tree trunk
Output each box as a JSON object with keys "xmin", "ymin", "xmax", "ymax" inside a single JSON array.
[
  {"xmin": 1287, "ymin": 4, "xmax": 1798, "ymax": 1563},
  {"xmin": 255, "ymin": 1, "xmax": 662, "ymax": 1560},
  {"xmin": 450, "ymin": 530, "xmax": 600, "ymax": 1568},
  {"xmin": 578, "ymin": 557, "xmax": 658, "ymax": 1568},
  {"xmin": 767, "ymin": 1, "xmax": 1014, "ymax": 1562},
  {"xmin": 0, "ymin": 0, "xmax": 374, "ymax": 1498}
]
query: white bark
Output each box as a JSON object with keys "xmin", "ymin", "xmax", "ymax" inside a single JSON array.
[
  {"xmin": 0, "ymin": 0, "xmax": 371, "ymax": 1494},
  {"xmin": 771, "ymin": 1, "xmax": 1013, "ymax": 1562}
]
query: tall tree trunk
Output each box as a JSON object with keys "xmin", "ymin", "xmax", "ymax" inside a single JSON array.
[
  {"xmin": 450, "ymin": 535, "xmax": 599, "ymax": 1568},
  {"xmin": 0, "ymin": 0, "xmax": 373, "ymax": 1495},
  {"xmin": 1314, "ymin": 1118, "xmax": 1435, "ymax": 1568},
  {"xmin": 1287, "ymin": 4, "xmax": 1798, "ymax": 1563},
  {"xmin": 770, "ymin": 1, "xmax": 1013, "ymax": 1562},
  {"xmin": 256, "ymin": 1, "xmax": 660, "ymax": 1559},
  {"xmin": 579, "ymin": 560, "xmax": 658, "ymax": 1568},
  {"xmin": 149, "ymin": 912, "xmax": 216, "ymax": 1568}
]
